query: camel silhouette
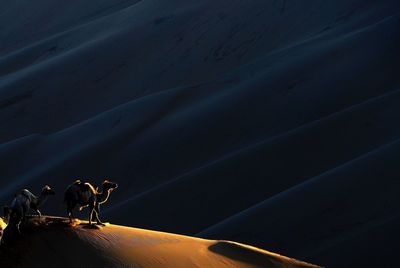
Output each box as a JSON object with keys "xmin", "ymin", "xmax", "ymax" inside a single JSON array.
[
  {"xmin": 64, "ymin": 180, "xmax": 118, "ymax": 225},
  {"xmin": 3, "ymin": 185, "xmax": 55, "ymax": 233}
]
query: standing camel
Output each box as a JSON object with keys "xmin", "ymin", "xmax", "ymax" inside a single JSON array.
[
  {"xmin": 3, "ymin": 185, "xmax": 55, "ymax": 233},
  {"xmin": 64, "ymin": 179, "xmax": 118, "ymax": 225}
]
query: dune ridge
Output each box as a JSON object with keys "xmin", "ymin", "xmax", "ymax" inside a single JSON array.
[
  {"xmin": 1, "ymin": 1, "xmax": 400, "ymax": 267},
  {"xmin": 0, "ymin": 217, "xmax": 321, "ymax": 268}
]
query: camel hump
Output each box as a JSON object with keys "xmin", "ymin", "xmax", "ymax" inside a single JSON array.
[
  {"xmin": 81, "ymin": 183, "xmax": 97, "ymax": 194},
  {"xmin": 20, "ymin": 189, "xmax": 34, "ymax": 200},
  {"xmin": 20, "ymin": 189, "xmax": 30, "ymax": 194}
]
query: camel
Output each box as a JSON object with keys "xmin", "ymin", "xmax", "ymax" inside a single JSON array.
[
  {"xmin": 3, "ymin": 185, "xmax": 55, "ymax": 233},
  {"xmin": 64, "ymin": 179, "xmax": 118, "ymax": 225}
]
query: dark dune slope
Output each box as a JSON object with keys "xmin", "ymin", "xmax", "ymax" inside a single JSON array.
[
  {"xmin": 1, "ymin": 1, "xmax": 400, "ymax": 267},
  {"xmin": 199, "ymin": 138, "xmax": 400, "ymax": 266},
  {"xmin": 106, "ymin": 87, "xmax": 400, "ymax": 235}
]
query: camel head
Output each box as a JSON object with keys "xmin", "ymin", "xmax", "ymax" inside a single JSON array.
[
  {"xmin": 102, "ymin": 180, "xmax": 118, "ymax": 192},
  {"xmin": 41, "ymin": 185, "xmax": 55, "ymax": 196}
]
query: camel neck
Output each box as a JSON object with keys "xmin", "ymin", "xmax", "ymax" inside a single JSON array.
[
  {"xmin": 98, "ymin": 189, "xmax": 111, "ymax": 204},
  {"xmin": 37, "ymin": 194, "xmax": 48, "ymax": 207}
]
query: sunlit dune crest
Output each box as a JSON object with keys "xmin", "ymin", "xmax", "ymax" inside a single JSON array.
[{"xmin": 0, "ymin": 216, "xmax": 321, "ymax": 268}]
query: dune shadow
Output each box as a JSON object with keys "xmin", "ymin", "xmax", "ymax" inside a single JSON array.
[
  {"xmin": 81, "ymin": 224, "xmax": 102, "ymax": 230},
  {"xmin": 208, "ymin": 241, "xmax": 277, "ymax": 267}
]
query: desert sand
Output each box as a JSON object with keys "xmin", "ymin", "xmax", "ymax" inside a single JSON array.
[
  {"xmin": 0, "ymin": 217, "xmax": 320, "ymax": 268},
  {"xmin": 1, "ymin": 0, "xmax": 399, "ymax": 267}
]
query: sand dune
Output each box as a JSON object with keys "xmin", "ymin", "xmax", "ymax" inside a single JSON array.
[
  {"xmin": 0, "ymin": 217, "xmax": 320, "ymax": 268},
  {"xmin": 1, "ymin": 0, "xmax": 400, "ymax": 267},
  {"xmin": 199, "ymin": 138, "xmax": 400, "ymax": 264}
]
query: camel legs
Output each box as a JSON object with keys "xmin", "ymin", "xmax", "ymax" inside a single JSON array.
[
  {"xmin": 91, "ymin": 208, "xmax": 97, "ymax": 223},
  {"xmin": 17, "ymin": 208, "xmax": 25, "ymax": 233},
  {"xmin": 66, "ymin": 200, "xmax": 76, "ymax": 223},
  {"xmin": 88, "ymin": 202, "xmax": 95, "ymax": 225},
  {"xmin": 16, "ymin": 222, "xmax": 21, "ymax": 234},
  {"xmin": 88, "ymin": 203, "xmax": 104, "ymax": 226},
  {"xmin": 67, "ymin": 209, "xmax": 74, "ymax": 223},
  {"xmin": 35, "ymin": 209, "xmax": 42, "ymax": 218},
  {"xmin": 94, "ymin": 203, "xmax": 104, "ymax": 225}
]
